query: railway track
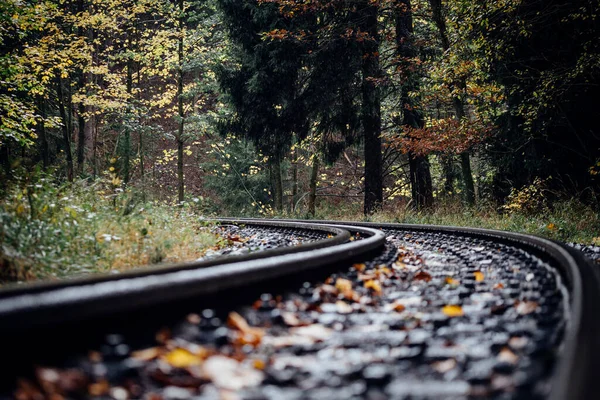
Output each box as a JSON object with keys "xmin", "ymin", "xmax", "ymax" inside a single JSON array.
[{"xmin": 1, "ymin": 219, "xmax": 599, "ymax": 399}]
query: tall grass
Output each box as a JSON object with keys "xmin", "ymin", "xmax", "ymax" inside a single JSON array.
[{"xmin": 0, "ymin": 172, "xmax": 220, "ymax": 283}]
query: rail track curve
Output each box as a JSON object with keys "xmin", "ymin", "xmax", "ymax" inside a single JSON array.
[{"xmin": 1, "ymin": 218, "xmax": 599, "ymax": 400}]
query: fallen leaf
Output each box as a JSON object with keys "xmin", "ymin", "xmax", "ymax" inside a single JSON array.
[
  {"xmin": 335, "ymin": 278, "xmax": 354, "ymax": 297},
  {"xmin": 162, "ymin": 348, "xmax": 208, "ymax": 368},
  {"xmin": 389, "ymin": 300, "xmax": 406, "ymax": 312},
  {"xmin": 493, "ymin": 283, "xmax": 505, "ymax": 289},
  {"xmin": 413, "ymin": 271, "xmax": 432, "ymax": 282},
  {"xmin": 364, "ymin": 279, "xmax": 382, "ymax": 294},
  {"xmin": 442, "ymin": 305, "xmax": 464, "ymax": 317},
  {"xmin": 202, "ymin": 355, "xmax": 264, "ymax": 391},
  {"xmin": 228, "ymin": 312, "xmax": 264, "ymax": 346},
  {"xmin": 445, "ymin": 277, "xmax": 459, "ymax": 286},
  {"xmin": 335, "ymin": 300, "xmax": 353, "ymax": 314},
  {"xmin": 281, "ymin": 312, "xmax": 302, "ymax": 326},
  {"xmin": 353, "ymin": 263, "xmax": 366, "ymax": 272},
  {"xmin": 253, "ymin": 359, "xmax": 266, "ymax": 370},
  {"xmin": 131, "ymin": 347, "xmax": 162, "ymax": 362},
  {"xmin": 515, "ymin": 301, "xmax": 538, "ymax": 315},
  {"xmin": 498, "ymin": 347, "xmax": 519, "ymax": 364},
  {"xmin": 474, "ymin": 271, "xmax": 485, "ymax": 282}
]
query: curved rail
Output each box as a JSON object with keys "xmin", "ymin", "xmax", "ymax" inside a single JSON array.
[
  {"xmin": 233, "ymin": 218, "xmax": 600, "ymax": 400},
  {"xmin": 0, "ymin": 219, "xmax": 384, "ymax": 335}
]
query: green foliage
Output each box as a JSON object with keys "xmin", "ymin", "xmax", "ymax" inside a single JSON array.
[
  {"xmin": 201, "ymin": 135, "xmax": 273, "ymax": 216},
  {"xmin": 0, "ymin": 170, "xmax": 220, "ymax": 283}
]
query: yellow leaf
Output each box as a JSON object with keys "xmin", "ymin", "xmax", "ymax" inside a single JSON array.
[
  {"xmin": 335, "ymin": 278, "xmax": 353, "ymax": 293},
  {"xmin": 474, "ymin": 271, "xmax": 484, "ymax": 282},
  {"xmin": 445, "ymin": 277, "xmax": 459, "ymax": 285},
  {"xmin": 364, "ymin": 279, "xmax": 382, "ymax": 294},
  {"xmin": 162, "ymin": 348, "xmax": 206, "ymax": 368},
  {"xmin": 442, "ymin": 305, "xmax": 464, "ymax": 317}
]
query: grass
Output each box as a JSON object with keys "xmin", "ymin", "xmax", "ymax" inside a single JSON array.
[
  {"xmin": 2, "ymin": 171, "xmax": 598, "ymax": 285},
  {"xmin": 285, "ymin": 197, "xmax": 600, "ymax": 245},
  {"xmin": 0, "ymin": 173, "xmax": 221, "ymax": 284}
]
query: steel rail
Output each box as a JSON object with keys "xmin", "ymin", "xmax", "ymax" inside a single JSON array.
[
  {"xmin": 0, "ymin": 220, "xmax": 384, "ymax": 336},
  {"xmin": 233, "ymin": 218, "xmax": 600, "ymax": 400}
]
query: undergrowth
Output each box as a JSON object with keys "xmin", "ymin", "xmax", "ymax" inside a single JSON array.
[
  {"xmin": 0, "ymin": 171, "xmax": 220, "ymax": 284},
  {"xmin": 273, "ymin": 197, "xmax": 600, "ymax": 245}
]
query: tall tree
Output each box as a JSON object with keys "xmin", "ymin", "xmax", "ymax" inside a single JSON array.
[
  {"xmin": 396, "ymin": 0, "xmax": 433, "ymax": 209},
  {"xmin": 360, "ymin": 0, "xmax": 384, "ymax": 214},
  {"xmin": 429, "ymin": 0, "xmax": 475, "ymax": 205}
]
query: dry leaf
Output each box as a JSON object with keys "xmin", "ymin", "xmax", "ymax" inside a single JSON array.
[
  {"xmin": 498, "ymin": 348, "xmax": 519, "ymax": 364},
  {"xmin": 442, "ymin": 305, "xmax": 464, "ymax": 317},
  {"xmin": 253, "ymin": 359, "xmax": 266, "ymax": 370},
  {"xmin": 335, "ymin": 300, "xmax": 353, "ymax": 314},
  {"xmin": 515, "ymin": 301, "xmax": 538, "ymax": 315},
  {"xmin": 390, "ymin": 300, "xmax": 406, "ymax": 312},
  {"xmin": 493, "ymin": 283, "xmax": 505, "ymax": 289},
  {"xmin": 364, "ymin": 279, "xmax": 382, "ymax": 294},
  {"xmin": 445, "ymin": 277, "xmax": 459, "ymax": 286},
  {"xmin": 281, "ymin": 312, "xmax": 302, "ymax": 326},
  {"xmin": 162, "ymin": 348, "xmax": 208, "ymax": 368},
  {"xmin": 228, "ymin": 312, "xmax": 264, "ymax": 346},
  {"xmin": 335, "ymin": 278, "xmax": 354, "ymax": 297},
  {"xmin": 353, "ymin": 263, "xmax": 366, "ymax": 272},
  {"xmin": 474, "ymin": 271, "xmax": 485, "ymax": 282},
  {"xmin": 131, "ymin": 347, "xmax": 162, "ymax": 362},
  {"xmin": 413, "ymin": 271, "xmax": 432, "ymax": 282}
]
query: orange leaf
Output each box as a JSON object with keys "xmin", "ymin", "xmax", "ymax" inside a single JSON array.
[
  {"xmin": 353, "ymin": 263, "xmax": 366, "ymax": 272},
  {"xmin": 442, "ymin": 305, "xmax": 464, "ymax": 317},
  {"xmin": 228, "ymin": 312, "xmax": 264, "ymax": 346},
  {"xmin": 414, "ymin": 271, "xmax": 432, "ymax": 282}
]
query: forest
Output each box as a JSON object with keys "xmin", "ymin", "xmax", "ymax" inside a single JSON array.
[{"xmin": 1, "ymin": 0, "xmax": 600, "ymax": 282}]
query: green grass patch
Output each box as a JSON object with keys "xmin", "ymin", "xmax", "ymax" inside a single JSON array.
[{"xmin": 0, "ymin": 173, "xmax": 220, "ymax": 284}]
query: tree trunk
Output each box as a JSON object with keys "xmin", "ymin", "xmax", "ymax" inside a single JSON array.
[
  {"xmin": 361, "ymin": 0, "xmax": 383, "ymax": 215},
  {"xmin": 409, "ymin": 155, "xmax": 433, "ymax": 209},
  {"xmin": 460, "ymin": 152, "xmax": 475, "ymax": 205},
  {"xmin": 308, "ymin": 156, "xmax": 319, "ymax": 216},
  {"xmin": 397, "ymin": 0, "xmax": 433, "ymax": 209},
  {"xmin": 271, "ymin": 159, "xmax": 283, "ymax": 212},
  {"xmin": 177, "ymin": 0, "xmax": 185, "ymax": 204},
  {"xmin": 38, "ymin": 96, "xmax": 49, "ymax": 168},
  {"xmin": 291, "ymin": 150, "xmax": 298, "ymax": 212},
  {"xmin": 429, "ymin": 0, "xmax": 475, "ymax": 205},
  {"xmin": 440, "ymin": 154, "xmax": 455, "ymax": 197},
  {"xmin": 76, "ymin": 0, "xmax": 86, "ymax": 174},
  {"xmin": 0, "ymin": 144, "xmax": 10, "ymax": 179},
  {"xmin": 77, "ymin": 103, "xmax": 85, "ymax": 172},
  {"xmin": 57, "ymin": 78, "xmax": 74, "ymax": 182}
]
